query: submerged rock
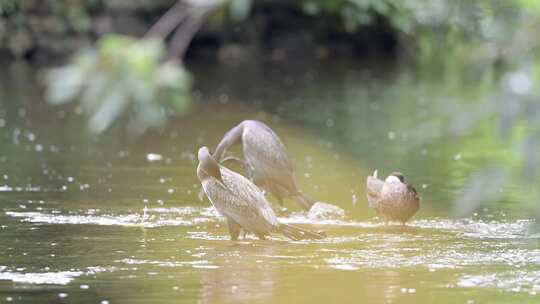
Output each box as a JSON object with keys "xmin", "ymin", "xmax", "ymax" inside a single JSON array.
[{"xmin": 308, "ymin": 202, "xmax": 346, "ymax": 220}]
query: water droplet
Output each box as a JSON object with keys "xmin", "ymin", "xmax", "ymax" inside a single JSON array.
[
  {"xmin": 508, "ymin": 71, "xmax": 532, "ymax": 95},
  {"xmin": 25, "ymin": 131, "xmax": 35, "ymax": 141},
  {"xmin": 219, "ymin": 94, "xmax": 229, "ymax": 104},
  {"xmin": 326, "ymin": 118, "xmax": 334, "ymax": 128},
  {"xmin": 146, "ymin": 153, "xmax": 163, "ymax": 162}
]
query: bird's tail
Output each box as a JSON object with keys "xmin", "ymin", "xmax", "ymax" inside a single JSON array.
[
  {"xmin": 279, "ymin": 223, "xmax": 325, "ymax": 241},
  {"xmin": 292, "ymin": 192, "xmax": 316, "ymax": 211}
]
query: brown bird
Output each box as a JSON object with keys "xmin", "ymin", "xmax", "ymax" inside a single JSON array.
[
  {"xmin": 197, "ymin": 146, "xmax": 324, "ymax": 241},
  {"xmin": 366, "ymin": 170, "xmax": 419, "ymax": 224},
  {"xmin": 212, "ymin": 120, "xmax": 315, "ymax": 211}
]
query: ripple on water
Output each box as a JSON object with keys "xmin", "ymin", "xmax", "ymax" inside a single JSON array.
[
  {"xmin": 411, "ymin": 218, "xmax": 538, "ymax": 239},
  {"xmin": 458, "ymin": 270, "xmax": 540, "ymax": 294},
  {"xmin": 0, "ymin": 266, "xmax": 107, "ymax": 285},
  {"xmin": 326, "ymin": 247, "xmax": 540, "ymax": 271},
  {"xmin": 5, "ymin": 207, "xmax": 220, "ymax": 228},
  {"xmin": 120, "ymin": 258, "xmax": 220, "ymax": 269},
  {"xmin": 4, "ymin": 208, "xmax": 538, "ymax": 242}
]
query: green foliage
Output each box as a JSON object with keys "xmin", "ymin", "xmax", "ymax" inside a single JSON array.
[
  {"xmin": 0, "ymin": 0, "xmax": 18, "ymax": 14},
  {"xmin": 1, "ymin": 0, "xmax": 95, "ymax": 29},
  {"xmin": 302, "ymin": 0, "xmax": 415, "ymax": 32},
  {"xmin": 45, "ymin": 34, "xmax": 192, "ymax": 135}
]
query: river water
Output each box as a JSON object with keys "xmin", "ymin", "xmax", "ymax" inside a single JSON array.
[{"xmin": 0, "ymin": 59, "xmax": 539, "ymax": 303}]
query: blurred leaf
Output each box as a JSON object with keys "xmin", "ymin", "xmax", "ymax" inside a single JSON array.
[
  {"xmin": 45, "ymin": 34, "xmax": 192, "ymax": 135},
  {"xmin": 88, "ymin": 87, "xmax": 128, "ymax": 134},
  {"xmin": 45, "ymin": 66, "xmax": 85, "ymax": 105}
]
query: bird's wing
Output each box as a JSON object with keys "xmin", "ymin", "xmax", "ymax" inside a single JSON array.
[
  {"xmin": 243, "ymin": 122, "xmax": 294, "ymax": 172},
  {"xmin": 220, "ymin": 166, "xmax": 279, "ymax": 227},
  {"xmin": 366, "ymin": 174, "xmax": 384, "ymax": 207},
  {"xmin": 406, "ymin": 183, "xmax": 420, "ymax": 202},
  {"xmin": 242, "ymin": 123, "xmax": 299, "ymax": 197}
]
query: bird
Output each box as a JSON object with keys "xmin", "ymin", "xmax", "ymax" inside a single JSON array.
[
  {"xmin": 211, "ymin": 120, "xmax": 315, "ymax": 211},
  {"xmin": 366, "ymin": 170, "xmax": 419, "ymax": 224},
  {"xmin": 197, "ymin": 146, "xmax": 325, "ymax": 241}
]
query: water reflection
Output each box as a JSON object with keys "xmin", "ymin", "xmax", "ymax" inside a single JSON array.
[{"xmin": 199, "ymin": 243, "xmax": 277, "ymax": 303}]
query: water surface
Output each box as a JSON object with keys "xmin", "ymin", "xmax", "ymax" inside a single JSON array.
[{"xmin": 0, "ymin": 61, "xmax": 539, "ymax": 303}]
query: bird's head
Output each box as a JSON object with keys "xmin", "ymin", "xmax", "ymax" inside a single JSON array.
[
  {"xmin": 197, "ymin": 146, "xmax": 222, "ymax": 182},
  {"xmin": 385, "ymin": 172, "xmax": 405, "ymax": 184}
]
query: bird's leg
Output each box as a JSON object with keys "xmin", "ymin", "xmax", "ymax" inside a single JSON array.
[{"xmin": 226, "ymin": 217, "xmax": 241, "ymax": 241}]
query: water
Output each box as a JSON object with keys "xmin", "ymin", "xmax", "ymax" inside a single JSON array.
[{"xmin": 0, "ymin": 60, "xmax": 539, "ymax": 303}]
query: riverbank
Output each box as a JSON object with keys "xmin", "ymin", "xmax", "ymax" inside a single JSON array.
[{"xmin": 0, "ymin": 0, "xmax": 403, "ymax": 64}]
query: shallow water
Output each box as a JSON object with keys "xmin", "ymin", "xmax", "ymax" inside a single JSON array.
[{"xmin": 0, "ymin": 61, "xmax": 539, "ymax": 303}]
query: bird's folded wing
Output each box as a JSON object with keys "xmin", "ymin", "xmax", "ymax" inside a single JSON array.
[{"xmin": 220, "ymin": 166, "xmax": 278, "ymax": 225}]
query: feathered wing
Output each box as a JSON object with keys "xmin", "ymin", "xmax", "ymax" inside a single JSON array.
[
  {"xmin": 219, "ymin": 166, "xmax": 279, "ymax": 228},
  {"xmin": 366, "ymin": 171, "xmax": 384, "ymax": 207},
  {"xmin": 243, "ymin": 121, "xmax": 312, "ymax": 210},
  {"xmin": 242, "ymin": 122, "xmax": 295, "ymax": 181},
  {"xmin": 406, "ymin": 183, "xmax": 420, "ymax": 213}
]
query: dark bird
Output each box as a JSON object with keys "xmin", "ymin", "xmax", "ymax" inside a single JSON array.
[
  {"xmin": 197, "ymin": 146, "xmax": 325, "ymax": 241},
  {"xmin": 212, "ymin": 120, "xmax": 314, "ymax": 211},
  {"xmin": 366, "ymin": 170, "xmax": 419, "ymax": 224}
]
